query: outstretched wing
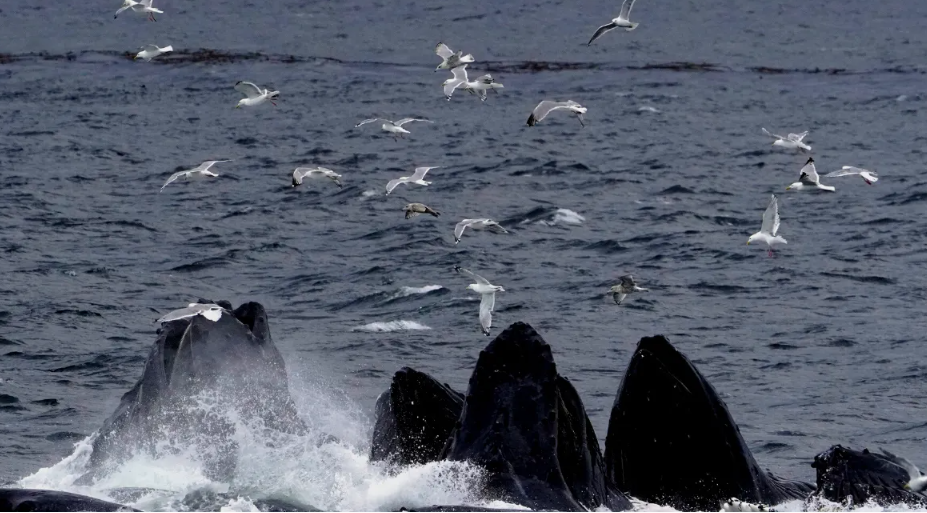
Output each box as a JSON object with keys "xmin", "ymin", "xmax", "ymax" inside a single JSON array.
[
  {"xmin": 619, "ymin": 274, "xmax": 637, "ymax": 288},
  {"xmin": 486, "ymin": 221, "xmax": 509, "ymax": 234},
  {"xmin": 141, "ymin": 44, "xmax": 160, "ymax": 52},
  {"xmin": 587, "ymin": 22, "xmax": 619, "ymax": 46},
  {"xmin": 450, "ymin": 65, "xmax": 469, "ymax": 82},
  {"xmin": 194, "ymin": 160, "xmax": 230, "ymax": 173},
  {"xmin": 435, "ymin": 43, "xmax": 454, "ymax": 59},
  {"xmin": 825, "ymin": 166, "xmax": 879, "ymax": 182},
  {"xmin": 761, "ymin": 127, "xmax": 785, "ymax": 140},
  {"xmin": 394, "ymin": 118, "xmax": 434, "ymax": 127},
  {"xmin": 531, "ymin": 100, "xmax": 576, "ymax": 123},
  {"xmin": 455, "ymin": 265, "xmax": 491, "ymax": 286},
  {"xmin": 761, "ymin": 194, "xmax": 780, "ymax": 236},
  {"xmin": 619, "ymin": 0, "xmax": 636, "ymax": 19},
  {"xmin": 788, "ymin": 131, "xmax": 809, "ymax": 142},
  {"xmin": 479, "ymin": 293, "xmax": 495, "ymax": 335},
  {"xmin": 160, "ymin": 170, "xmax": 187, "ymax": 192},
  {"xmin": 410, "ymin": 166, "xmax": 437, "ymax": 181},
  {"xmin": 139, "ymin": 0, "xmax": 153, "ymax": 6},
  {"xmin": 454, "ymin": 219, "xmax": 474, "ymax": 242},
  {"xmin": 798, "ymin": 159, "xmax": 820, "ymax": 184},
  {"xmin": 354, "ymin": 118, "xmax": 382, "ymax": 128},
  {"xmin": 385, "ymin": 177, "xmax": 406, "ymax": 194},
  {"xmin": 234, "ymin": 81, "xmax": 263, "ymax": 98}
]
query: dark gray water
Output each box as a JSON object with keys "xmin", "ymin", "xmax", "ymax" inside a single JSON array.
[{"xmin": 2, "ymin": 0, "xmax": 927, "ymax": 508}]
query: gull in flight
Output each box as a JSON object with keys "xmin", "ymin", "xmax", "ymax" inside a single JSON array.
[
  {"xmin": 454, "ymin": 218, "xmax": 509, "ymax": 244},
  {"xmin": 235, "ymin": 81, "xmax": 279, "ymax": 108},
  {"xmin": 435, "ymin": 43, "xmax": 475, "ymax": 72},
  {"xmin": 156, "ymin": 303, "xmax": 225, "ymax": 324},
  {"xmin": 786, "ymin": 157, "xmax": 835, "ymax": 192},
  {"xmin": 747, "ymin": 194, "xmax": 787, "ymax": 257},
  {"xmin": 587, "ymin": 0, "xmax": 640, "ymax": 46},
  {"xmin": 824, "ymin": 166, "xmax": 879, "ymax": 185},
  {"xmin": 443, "ymin": 65, "xmax": 475, "ymax": 101},
  {"xmin": 160, "ymin": 160, "xmax": 231, "ymax": 192},
  {"xmin": 455, "ymin": 266, "xmax": 504, "ymax": 336},
  {"xmin": 404, "ymin": 203, "xmax": 441, "ymax": 219},
  {"xmin": 115, "ymin": 0, "xmax": 162, "ymax": 21},
  {"xmin": 292, "ymin": 167, "xmax": 343, "ymax": 188},
  {"xmin": 527, "ymin": 100, "xmax": 587, "ymax": 127},
  {"xmin": 355, "ymin": 117, "xmax": 434, "ymax": 138},
  {"xmin": 880, "ymin": 448, "xmax": 927, "ymax": 492},
  {"xmin": 469, "ymin": 74, "xmax": 504, "ymax": 101},
  {"xmin": 762, "ymin": 128, "xmax": 811, "ymax": 153},
  {"xmin": 134, "ymin": 44, "xmax": 173, "ymax": 62},
  {"xmin": 608, "ymin": 275, "xmax": 648, "ymax": 305},
  {"xmin": 385, "ymin": 166, "xmax": 438, "ymax": 195}
]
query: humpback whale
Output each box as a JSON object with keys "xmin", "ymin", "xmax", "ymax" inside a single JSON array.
[
  {"xmin": 0, "ymin": 488, "xmax": 139, "ymax": 512},
  {"xmin": 811, "ymin": 445, "xmax": 927, "ymax": 507}
]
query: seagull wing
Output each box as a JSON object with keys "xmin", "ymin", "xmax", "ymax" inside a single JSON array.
[
  {"xmin": 354, "ymin": 118, "xmax": 382, "ymax": 128},
  {"xmin": 454, "ymin": 220, "xmax": 474, "ymax": 242},
  {"xmin": 619, "ymin": 275, "xmax": 637, "ymax": 288},
  {"xmin": 444, "ymin": 79, "xmax": 466, "ymax": 97},
  {"xmin": 141, "ymin": 44, "xmax": 160, "ymax": 52},
  {"xmin": 881, "ymin": 449, "xmax": 922, "ymax": 480},
  {"xmin": 410, "ymin": 166, "xmax": 437, "ymax": 181},
  {"xmin": 825, "ymin": 166, "xmax": 879, "ymax": 182},
  {"xmin": 532, "ymin": 101, "xmax": 574, "ymax": 123},
  {"xmin": 587, "ymin": 22, "xmax": 619, "ymax": 45},
  {"xmin": 234, "ymin": 81, "xmax": 263, "ymax": 99},
  {"xmin": 139, "ymin": 0, "xmax": 153, "ymax": 6},
  {"xmin": 435, "ymin": 43, "xmax": 454, "ymax": 59},
  {"xmin": 160, "ymin": 170, "xmax": 187, "ymax": 192},
  {"xmin": 450, "ymin": 65, "xmax": 469, "ymax": 82},
  {"xmin": 394, "ymin": 118, "xmax": 434, "ymax": 127},
  {"xmin": 385, "ymin": 177, "xmax": 407, "ymax": 194},
  {"xmin": 761, "ymin": 194, "xmax": 780, "ymax": 236},
  {"xmin": 487, "ymin": 221, "xmax": 509, "ymax": 234},
  {"xmin": 762, "ymin": 127, "xmax": 785, "ymax": 140},
  {"xmin": 455, "ymin": 266, "xmax": 491, "ymax": 286},
  {"xmin": 619, "ymin": 0, "xmax": 636, "ymax": 19},
  {"xmin": 798, "ymin": 160, "xmax": 820, "ymax": 184},
  {"xmin": 788, "ymin": 131, "xmax": 809, "ymax": 142},
  {"xmin": 157, "ymin": 304, "xmax": 205, "ymax": 323},
  {"xmin": 195, "ymin": 160, "xmax": 230, "ymax": 172},
  {"xmin": 479, "ymin": 292, "xmax": 495, "ymax": 335}
]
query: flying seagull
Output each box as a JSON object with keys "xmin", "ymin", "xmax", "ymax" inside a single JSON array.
[
  {"xmin": 292, "ymin": 167, "xmax": 343, "ymax": 188},
  {"xmin": 160, "ymin": 160, "xmax": 231, "ymax": 192},
  {"xmin": 454, "ymin": 219, "xmax": 509, "ymax": 244},
  {"xmin": 115, "ymin": 0, "xmax": 162, "ymax": 21},
  {"xmin": 355, "ymin": 118, "xmax": 434, "ymax": 138},
  {"xmin": 587, "ymin": 0, "xmax": 640, "ymax": 46},
  {"xmin": 156, "ymin": 303, "xmax": 224, "ymax": 323},
  {"xmin": 527, "ymin": 100, "xmax": 587, "ymax": 127},
  {"xmin": 786, "ymin": 157, "xmax": 835, "ymax": 192},
  {"xmin": 386, "ymin": 166, "xmax": 438, "ymax": 195},
  {"xmin": 469, "ymin": 74, "xmax": 504, "ymax": 101},
  {"xmin": 880, "ymin": 448, "xmax": 927, "ymax": 492},
  {"xmin": 443, "ymin": 65, "xmax": 474, "ymax": 101},
  {"xmin": 235, "ymin": 81, "xmax": 279, "ymax": 108},
  {"xmin": 824, "ymin": 166, "xmax": 879, "ymax": 185},
  {"xmin": 403, "ymin": 203, "xmax": 440, "ymax": 219},
  {"xmin": 747, "ymin": 194, "xmax": 787, "ymax": 257},
  {"xmin": 134, "ymin": 44, "xmax": 172, "ymax": 62},
  {"xmin": 435, "ymin": 43, "xmax": 475, "ymax": 71},
  {"xmin": 762, "ymin": 127, "xmax": 811, "ymax": 153},
  {"xmin": 454, "ymin": 266, "xmax": 504, "ymax": 336},
  {"xmin": 608, "ymin": 275, "xmax": 648, "ymax": 305}
]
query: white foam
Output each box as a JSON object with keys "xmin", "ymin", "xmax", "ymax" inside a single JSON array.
[
  {"xmin": 551, "ymin": 208, "xmax": 585, "ymax": 225},
  {"xmin": 638, "ymin": 105, "xmax": 660, "ymax": 113},
  {"xmin": 393, "ymin": 284, "xmax": 444, "ymax": 299},
  {"xmin": 352, "ymin": 320, "xmax": 432, "ymax": 332}
]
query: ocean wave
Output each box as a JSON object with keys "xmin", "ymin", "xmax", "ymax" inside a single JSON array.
[{"xmin": 351, "ymin": 320, "xmax": 432, "ymax": 332}]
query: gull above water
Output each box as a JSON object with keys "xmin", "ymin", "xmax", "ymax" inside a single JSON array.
[
  {"xmin": 235, "ymin": 81, "xmax": 279, "ymax": 108},
  {"xmin": 587, "ymin": 0, "xmax": 640, "ymax": 46},
  {"xmin": 403, "ymin": 203, "xmax": 440, "ymax": 219},
  {"xmin": 455, "ymin": 266, "xmax": 504, "ymax": 336},
  {"xmin": 385, "ymin": 166, "xmax": 438, "ymax": 195},
  {"xmin": 747, "ymin": 194, "xmax": 787, "ymax": 257},
  {"xmin": 469, "ymin": 74, "xmax": 504, "ymax": 101},
  {"xmin": 292, "ymin": 167, "xmax": 343, "ymax": 188},
  {"xmin": 824, "ymin": 166, "xmax": 879, "ymax": 185},
  {"xmin": 880, "ymin": 449, "xmax": 927, "ymax": 492},
  {"xmin": 454, "ymin": 218, "xmax": 509, "ymax": 244},
  {"xmin": 786, "ymin": 157, "xmax": 835, "ymax": 192},
  {"xmin": 134, "ymin": 44, "xmax": 173, "ymax": 62},
  {"xmin": 527, "ymin": 100, "xmax": 587, "ymax": 127},
  {"xmin": 443, "ymin": 65, "xmax": 474, "ymax": 101},
  {"xmin": 156, "ymin": 303, "xmax": 225, "ymax": 324},
  {"xmin": 762, "ymin": 127, "xmax": 811, "ymax": 153},
  {"xmin": 160, "ymin": 160, "xmax": 231, "ymax": 192},
  {"xmin": 435, "ymin": 43, "xmax": 475, "ymax": 72},
  {"xmin": 608, "ymin": 275, "xmax": 648, "ymax": 305},
  {"xmin": 115, "ymin": 0, "xmax": 162, "ymax": 21},
  {"xmin": 355, "ymin": 117, "xmax": 434, "ymax": 138}
]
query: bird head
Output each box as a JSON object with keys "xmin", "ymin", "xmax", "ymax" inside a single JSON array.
[
  {"xmin": 466, "ymin": 284, "xmax": 476, "ymax": 292},
  {"xmin": 235, "ymin": 100, "xmax": 243, "ymax": 108},
  {"xmin": 746, "ymin": 234, "xmax": 756, "ymax": 245}
]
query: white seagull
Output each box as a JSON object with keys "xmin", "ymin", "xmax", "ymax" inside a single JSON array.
[
  {"xmin": 160, "ymin": 160, "xmax": 231, "ymax": 192},
  {"xmin": 455, "ymin": 266, "xmax": 505, "ymax": 336},
  {"xmin": 355, "ymin": 117, "xmax": 434, "ymax": 138},
  {"xmin": 824, "ymin": 166, "xmax": 879, "ymax": 185},
  {"xmin": 762, "ymin": 127, "xmax": 812, "ymax": 153},
  {"xmin": 587, "ymin": 0, "xmax": 640, "ymax": 46},
  {"xmin": 469, "ymin": 74, "xmax": 504, "ymax": 101},
  {"xmin": 454, "ymin": 219, "xmax": 509, "ymax": 244},
  {"xmin": 527, "ymin": 100, "xmax": 588, "ymax": 127},
  {"xmin": 786, "ymin": 157, "xmax": 835, "ymax": 192},
  {"xmin": 385, "ymin": 166, "xmax": 438, "ymax": 195},
  {"xmin": 608, "ymin": 275, "xmax": 648, "ymax": 305},
  {"xmin": 114, "ymin": 0, "xmax": 162, "ymax": 21},
  {"xmin": 235, "ymin": 81, "xmax": 279, "ymax": 108},
  {"xmin": 880, "ymin": 448, "xmax": 927, "ymax": 492},
  {"xmin": 156, "ymin": 303, "xmax": 224, "ymax": 324},
  {"xmin": 443, "ymin": 65, "xmax": 474, "ymax": 100},
  {"xmin": 292, "ymin": 167, "xmax": 343, "ymax": 188},
  {"xmin": 435, "ymin": 43, "xmax": 475, "ymax": 72},
  {"xmin": 747, "ymin": 194, "xmax": 787, "ymax": 257},
  {"xmin": 134, "ymin": 44, "xmax": 173, "ymax": 62}
]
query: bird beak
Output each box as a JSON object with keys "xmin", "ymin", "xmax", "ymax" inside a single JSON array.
[
  {"xmin": 235, "ymin": 105, "xmax": 240, "ymax": 108},
  {"xmin": 746, "ymin": 240, "xmax": 750, "ymax": 245},
  {"xmin": 785, "ymin": 186, "xmax": 791, "ymax": 190},
  {"xmin": 904, "ymin": 484, "xmax": 911, "ymax": 490}
]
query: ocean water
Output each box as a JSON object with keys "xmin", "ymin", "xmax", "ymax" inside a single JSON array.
[{"xmin": 2, "ymin": 0, "xmax": 927, "ymax": 509}]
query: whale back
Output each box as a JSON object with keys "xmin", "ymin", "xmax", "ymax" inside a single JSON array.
[{"xmin": 811, "ymin": 445, "xmax": 927, "ymax": 506}]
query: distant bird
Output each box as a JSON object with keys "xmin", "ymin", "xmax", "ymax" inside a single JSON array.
[
  {"xmin": 454, "ymin": 218, "xmax": 509, "ymax": 244},
  {"xmin": 292, "ymin": 167, "xmax": 343, "ymax": 188},
  {"xmin": 435, "ymin": 43, "xmax": 475, "ymax": 72},
  {"xmin": 235, "ymin": 81, "xmax": 279, "ymax": 108},
  {"xmin": 469, "ymin": 74, "xmax": 504, "ymax": 101},
  {"xmin": 160, "ymin": 160, "xmax": 230, "ymax": 192},
  {"xmin": 786, "ymin": 157, "xmax": 835, "ymax": 192},
  {"xmin": 355, "ymin": 117, "xmax": 434, "ymax": 138},
  {"xmin": 608, "ymin": 275, "xmax": 648, "ymax": 305},
  {"xmin": 587, "ymin": 0, "xmax": 640, "ymax": 46},
  {"xmin": 403, "ymin": 203, "xmax": 440, "ymax": 219},
  {"xmin": 115, "ymin": 0, "xmax": 162, "ymax": 21},
  {"xmin": 747, "ymin": 194, "xmax": 787, "ymax": 257},
  {"xmin": 134, "ymin": 44, "xmax": 172, "ymax": 62},
  {"xmin": 527, "ymin": 100, "xmax": 587, "ymax": 127},
  {"xmin": 386, "ymin": 166, "xmax": 438, "ymax": 195},
  {"xmin": 443, "ymin": 65, "xmax": 473, "ymax": 100},
  {"xmin": 762, "ymin": 127, "xmax": 811, "ymax": 153},
  {"xmin": 156, "ymin": 303, "xmax": 224, "ymax": 323},
  {"xmin": 880, "ymin": 448, "xmax": 927, "ymax": 492},
  {"xmin": 824, "ymin": 166, "xmax": 879, "ymax": 185},
  {"xmin": 455, "ymin": 266, "xmax": 505, "ymax": 336}
]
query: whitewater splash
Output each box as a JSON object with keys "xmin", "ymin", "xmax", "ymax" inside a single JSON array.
[{"xmin": 352, "ymin": 320, "xmax": 433, "ymax": 333}]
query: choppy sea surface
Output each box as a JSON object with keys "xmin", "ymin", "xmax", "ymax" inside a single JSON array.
[{"xmin": 2, "ymin": 0, "xmax": 927, "ymax": 510}]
